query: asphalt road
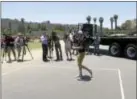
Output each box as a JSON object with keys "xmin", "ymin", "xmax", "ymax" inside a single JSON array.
[{"xmin": 1, "ymin": 43, "xmax": 136, "ymax": 99}]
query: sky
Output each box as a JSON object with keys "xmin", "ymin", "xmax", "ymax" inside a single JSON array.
[{"xmin": 1, "ymin": 2, "xmax": 136, "ymax": 28}]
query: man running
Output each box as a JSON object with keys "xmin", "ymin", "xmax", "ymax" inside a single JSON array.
[{"xmin": 76, "ymin": 30, "xmax": 93, "ymax": 78}]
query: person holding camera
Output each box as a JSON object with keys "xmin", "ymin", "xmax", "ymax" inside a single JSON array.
[{"xmin": 4, "ymin": 34, "xmax": 16, "ymax": 63}]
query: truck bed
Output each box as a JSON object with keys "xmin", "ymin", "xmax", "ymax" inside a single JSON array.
[{"xmin": 100, "ymin": 36, "xmax": 137, "ymax": 46}]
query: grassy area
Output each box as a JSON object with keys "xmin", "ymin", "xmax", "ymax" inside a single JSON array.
[{"xmin": 28, "ymin": 42, "xmax": 41, "ymax": 50}]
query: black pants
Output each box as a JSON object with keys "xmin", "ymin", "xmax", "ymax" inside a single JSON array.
[
  {"xmin": 55, "ymin": 44, "xmax": 62, "ymax": 60},
  {"xmin": 42, "ymin": 44, "xmax": 48, "ymax": 61}
]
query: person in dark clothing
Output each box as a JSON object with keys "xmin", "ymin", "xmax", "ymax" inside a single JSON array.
[
  {"xmin": 52, "ymin": 32, "xmax": 63, "ymax": 61},
  {"xmin": 40, "ymin": 33, "xmax": 49, "ymax": 62},
  {"xmin": 94, "ymin": 33, "xmax": 100, "ymax": 55},
  {"xmin": 4, "ymin": 34, "xmax": 16, "ymax": 63}
]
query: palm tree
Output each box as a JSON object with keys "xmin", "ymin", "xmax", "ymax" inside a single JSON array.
[
  {"xmin": 99, "ymin": 17, "xmax": 104, "ymax": 36},
  {"xmin": 21, "ymin": 18, "xmax": 24, "ymax": 23},
  {"xmin": 93, "ymin": 17, "xmax": 97, "ymax": 35},
  {"xmin": 86, "ymin": 15, "xmax": 91, "ymax": 24},
  {"xmin": 110, "ymin": 17, "xmax": 114, "ymax": 30},
  {"xmin": 47, "ymin": 20, "xmax": 50, "ymax": 24},
  {"xmin": 27, "ymin": 23, "xmax": 32, "ymax": 34},
  {"xmin": 93, "ymin": 17, "xmax": 97, "ymax": 24},
  {"xmin": 8, "ymin": 22, "xmax": 12, "ymax": 34},
  {"xmin": 114, "ymin": 14, "xmax": 118, "ymax": 29},
  {"xmin": 21, "ymin": 18, "xmax": 25, "ymax": 34}
]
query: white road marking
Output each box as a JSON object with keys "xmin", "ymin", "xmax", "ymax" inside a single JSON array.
[
  {"xmin": 2, "ymin": 63, "xmax": 117, "ymax": 76},
  {"xmin": 117, "ymin": 69, "xmax": 125, "ymax": 99},
  {"xmin": 42, "ymin": 64, "xmax": 118, "ymax": 71}
]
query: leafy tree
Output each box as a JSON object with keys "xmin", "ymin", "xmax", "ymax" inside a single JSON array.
[
  {"xmin": 18, "ymin": 18, "xmax": 25, "ymax": 35},
  {"xmin": 41, "ymin": 24, "xmax": 47, "ymax": 31},
  {"xmin": 8, "ymin": 22, "xmax": 12, "ymax": 34},
  {"xmin": 54, "ymin": 25, "xmax": 65, "ymax": 31},
  {"xmin": 37, "ymin": 23, "xmax": 41, "ymax": 30},
  {"xmin": 121, "ymin": 20, "xmax": 134, "ymax": 30},
  {"xmin": 47, "ymin": 20, "xmax": 50, "ymax": 24}
]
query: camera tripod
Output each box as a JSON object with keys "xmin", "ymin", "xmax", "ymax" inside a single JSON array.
[{"xmin": 19, "ymin": 44, "xmax": 34, "ymax": 62}]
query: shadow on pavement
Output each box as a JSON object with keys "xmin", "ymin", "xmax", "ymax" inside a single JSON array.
[
  {"xmin": 17, "ymin": 59, "xmax": 32, "ymax": 62},
  {"xmin": 77, "ymin": 75, "xmax": 92, "ymax": 82}
]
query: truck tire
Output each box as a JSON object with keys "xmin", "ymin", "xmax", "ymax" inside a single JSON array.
[
  {"xmin": 109, "ymin": 43, "xmax": 121, "ymax": 57},
  {"xmin": 124, "ymin": 44, "xmax": 137, "ymax": 59}
]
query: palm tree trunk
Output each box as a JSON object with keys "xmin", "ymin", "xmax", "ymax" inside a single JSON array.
[
  {"xmin": 111, "ymin": 21, "xmax": 113, "ymax": 30},
  {"xmin": 100, "ymin": 23, "xmax": 103, "ymax": 36},
  {"xmin": 115, "ymin": 20, "xmax": 117, "ymax": 29}
]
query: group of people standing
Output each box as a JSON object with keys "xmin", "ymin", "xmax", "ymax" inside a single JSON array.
[
  {"xmin": 40, "ymin": 31, "xmax": 73, "ymax": 62},
  {"xmin": 40, "ymin": 31, "xmax": 63, "ymax": 62},
  {"xmin": 1, "ymin": 30, "xmax": 100, "ymax": 79},
  {"xmin": 40, "ymin": 31, "xmax": 101, "ymax": 62},
  {"xmin": 40, "ymin": 30, "xmax": 100, "ymax": 78},
  {"xmin": 1, "ymin": 33, "xmax": 28, "ymax": 63}
]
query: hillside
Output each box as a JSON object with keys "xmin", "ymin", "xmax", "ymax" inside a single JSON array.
[
  {"xmin": 1, "ymin": 18, "xmax": 136, "ymax": 37},
  {"xmin": 1, "ymin": 18, "xmax": 78, "ymax": 37}
]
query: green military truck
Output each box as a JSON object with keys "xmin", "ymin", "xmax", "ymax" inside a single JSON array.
[
  {"xmin": 100, "ymin": 34, "xmax": 137, "ymax": 59},
  {"xmin": 82, "ymin": 23, "xmax": 137, "ymax": 59}
]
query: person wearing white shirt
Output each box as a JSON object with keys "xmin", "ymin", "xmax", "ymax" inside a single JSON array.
[
  {"xmin": 40, "ymin": 33, "xmax": 49, "ymax": 62},
  {"xmin": 64, "ymin": 34, "xmax": 73, "ymax": 61}
]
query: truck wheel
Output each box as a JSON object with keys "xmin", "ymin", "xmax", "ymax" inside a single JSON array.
[
  {"xmin": 109, "ymin": 43, "xmax": 121, "ymax": 57},
  {"xmin": 124, "ymin": 44, "xmax": 137, "ymax": 59}
]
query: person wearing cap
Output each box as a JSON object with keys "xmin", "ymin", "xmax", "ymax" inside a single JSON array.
[
  {"xmin": 76, "ymin": 30, "xmax": 93, "ymax": 78},
  {"xmin": 40, "ymin": 33, "xmax": 49, "ymax": 62}
]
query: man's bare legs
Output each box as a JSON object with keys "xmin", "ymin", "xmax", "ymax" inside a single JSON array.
[{"xmin": 77, "ymin": 52, "xmax": 92, "ymax": 78}]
